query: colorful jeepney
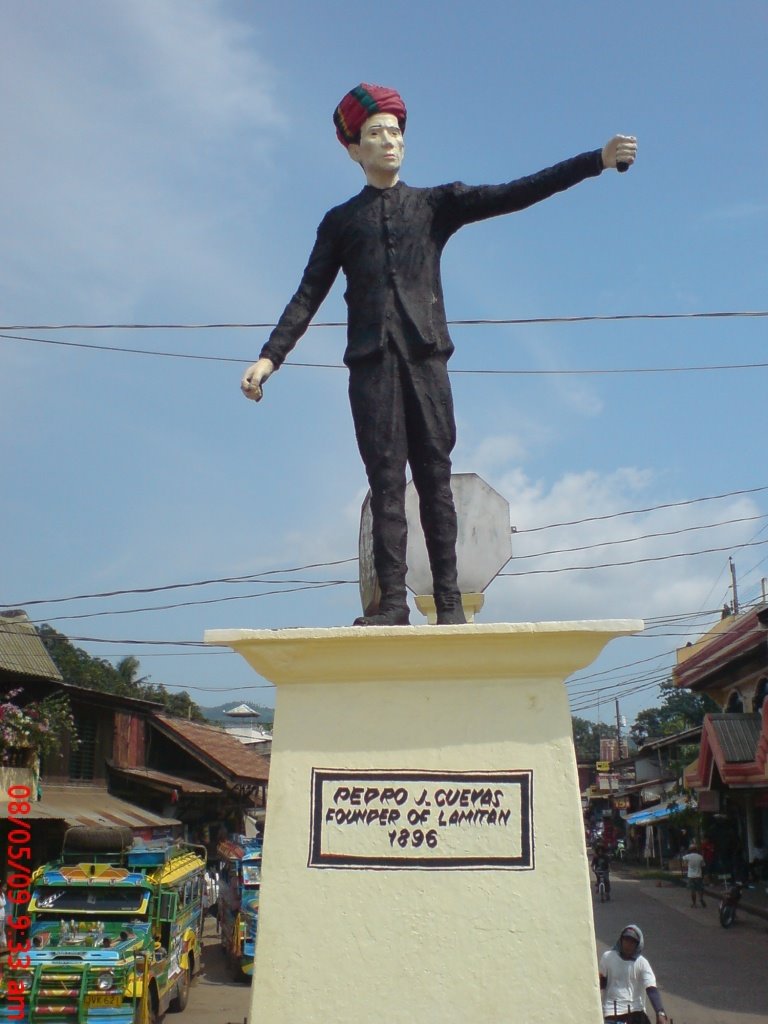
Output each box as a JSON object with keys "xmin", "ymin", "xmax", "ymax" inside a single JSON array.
[
  {"xmin": 0, "ymin": 826, "xmax": 206, "ymax": 1024},
  {"xmin": 217, "ymin": 838, "xmax": 261, "ymax": 980}
]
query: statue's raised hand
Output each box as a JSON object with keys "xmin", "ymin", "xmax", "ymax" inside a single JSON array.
[{"xmin": 602, "ymin": 135, "xmax": 637, "ymax": 172}]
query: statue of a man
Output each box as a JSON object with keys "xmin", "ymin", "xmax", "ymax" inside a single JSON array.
[{"xmin": 241, "ymin": 83, "xmax": 637, "ymax": 627}]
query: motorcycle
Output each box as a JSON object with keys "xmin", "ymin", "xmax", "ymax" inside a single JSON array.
[{"xmin": 718, "ymin": 879, "xmax": 743, "ymax": 928}]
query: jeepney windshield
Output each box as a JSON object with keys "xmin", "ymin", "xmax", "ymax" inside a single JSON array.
[
  {"xmin": 242, "ymin": 864, "xmax": 261, "ymax": 885},
  {"xmin": 31, "ymin": 886, "xmax": 150, "ymax": 917}
]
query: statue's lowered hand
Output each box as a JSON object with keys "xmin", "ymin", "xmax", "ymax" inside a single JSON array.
[
  {"xmin": 242, "ymin": 379, "xmax": 263, "ymax": 401},
  {"xmin": 241, "ymin": 357, "xmax": 274, "ymax": 403}
]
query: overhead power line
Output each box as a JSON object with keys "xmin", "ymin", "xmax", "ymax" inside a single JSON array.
[
  {"xmin": 520, "ymin": 485, "xmax": 768, "ymax": 533},
  {"xmin": 5, "ymin": 487, "xmax": 765, "ymax": 611},
  {"xmin": 23, "ymin": 579, "xmax": 356, "ymax": 625},
  {"xmin": 3, "ymin": 557, "xmax": 359, "ymax": 608},
  {"xmin": 500, "ymin": 537, "xmax": 768, "ymax": 576},
  {"xmin": 569, "ymin": 678, "xmax": 665, "ymax": 714},
  {"xmin": 19, "ymin": 529, "xmax": 763, "ymax": 625},
  {"xmin": 514, "ymin": 512, "xmax": 768, "ymax": 559},
  {"xmin": 2, "ymin": 310, "xmax": 766, "ymax": 331},
  {"xmin": 5, "ymin": 329, "xmax": 768, "ymax": 378}
]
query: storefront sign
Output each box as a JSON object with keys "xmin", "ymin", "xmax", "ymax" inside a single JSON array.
[
  {"xmin": 697, "ymin": 789, "xmax": 720, "ymax": 813},
  {"xmin": 597, "ymin": 773, "xmax": 619, "ymax": 791},
  {"xmin": 309, "ymin": 769, "xmax": 533, "ymax": 870}
]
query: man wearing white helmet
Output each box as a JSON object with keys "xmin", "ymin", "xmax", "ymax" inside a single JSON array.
[{"xmin": 599, "ymin": 924, "xmax": 667, "ymax": 1024}]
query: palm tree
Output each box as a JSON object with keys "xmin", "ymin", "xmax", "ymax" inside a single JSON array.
[{"xmin": 114, "ymin": 655, "xmax": 149, "ymax": 694}]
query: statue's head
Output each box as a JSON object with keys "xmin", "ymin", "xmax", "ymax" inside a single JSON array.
[
  {"xmin": 333, "ymin": 83, "xmax": 407, "ymax": 148},
  {"xmin": 334, "ymin": 84, "xmax": 407, "ymax": 185}
]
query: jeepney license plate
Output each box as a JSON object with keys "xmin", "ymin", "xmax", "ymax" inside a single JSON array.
[{"xmin": 85, "ymin": 994, "xmax": 123, "ymax": 1008}]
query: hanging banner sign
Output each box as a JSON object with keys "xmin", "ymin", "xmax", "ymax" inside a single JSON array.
[{"xmin": 308, "ymin": 768, "xmax": 533, "ymax": 871}]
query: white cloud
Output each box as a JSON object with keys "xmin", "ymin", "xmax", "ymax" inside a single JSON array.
[
  {"xmin": 703, "ymin": 202, "xmax": 768, "ymax": 223},
  {"xmin": 0, "ymin": 1, "xmax": 283, "ymax": 319},
  {"xmin": 464, "ymin": 464, "xmax": 760, "ymax": 628},
  {"xmin": 117, "ymin": 0, "xmax": 279, "ymax": 130},
  {"xmin": 468, "ymin": 434, "xmax": 529, "ymax": 473}
]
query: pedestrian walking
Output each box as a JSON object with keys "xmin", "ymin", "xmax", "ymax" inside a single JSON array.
[
  {"xmin": 599, "ymin": 923, "xmax": 668, "ymax": 1024},
  {"xmin": 682, "ymin": 841, "xmax": 706, "ymax": 907}
]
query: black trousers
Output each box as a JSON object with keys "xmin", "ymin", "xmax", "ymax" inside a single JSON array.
[{"xmin": 348, "ymin": 339, "xmax": 460, "ymax": 607}]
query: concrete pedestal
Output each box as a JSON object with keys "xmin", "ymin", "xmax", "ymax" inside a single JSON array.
[{"xmin": 205, "ymin": 620, "xmax": 642, "ymax": 1024}]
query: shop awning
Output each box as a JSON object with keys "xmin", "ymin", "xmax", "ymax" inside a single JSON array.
[
  {"xmin": 623, "ymin": 800, "xmax": 687, "ymax": 827},
  {"xmin": 18, "ymin": 785, "xmax": 180, "ymax": 830},
  {"xmin": 108, "ymin": 765, "xmax": 222, "ymax": 796}
]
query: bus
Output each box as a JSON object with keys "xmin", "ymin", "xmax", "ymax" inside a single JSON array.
[{"xmin": 0, "ymin": 825, "xmax": 207, "ymax": 1024}]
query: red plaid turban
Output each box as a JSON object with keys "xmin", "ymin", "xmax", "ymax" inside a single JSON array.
[{"xmin": 333, "ymin": 83, "xmax": 407, "ymax": 148}]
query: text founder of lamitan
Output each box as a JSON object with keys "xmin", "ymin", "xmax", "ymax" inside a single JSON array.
[{"xmin": 241, "ymin": 84, "xmax": 637, "ymax": 626}]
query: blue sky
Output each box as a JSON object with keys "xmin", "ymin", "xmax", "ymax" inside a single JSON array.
[{"xmin": 2, "ymin": 1, "xmax": 767, "ymax": 725}]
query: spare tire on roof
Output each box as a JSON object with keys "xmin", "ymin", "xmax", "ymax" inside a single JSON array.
[{"xmin": 63, "ymin": 825, "xmax": 135, "ymax": 855}]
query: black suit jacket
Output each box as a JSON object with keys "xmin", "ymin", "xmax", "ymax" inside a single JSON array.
[{"xmin": 260, "ymin": 149, "xmax": 604, "ymax": 369}]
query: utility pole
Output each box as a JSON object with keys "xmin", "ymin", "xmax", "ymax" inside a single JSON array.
[
  {"xmin": 729, "ymin": 557, "xmax": 740, "ymax": 615},
  {"xmin": 615, "ymin": 698, "xmax": 622, "ymax": 761}
]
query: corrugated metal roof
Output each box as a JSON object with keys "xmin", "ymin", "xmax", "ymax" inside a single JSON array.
[
  {"xmin": 20, "ymin": 784, "xmax": 180, "ymax": 829},
  {"xmin": 224, "ymin": 703, "xmax": 262, "ymax": 717},
  {"xmin": 0, "ymin": 610, "xmax": 63, "ymax": 681},
  {"xmin": 151, "ymin": 714, "xmax": 270, "ymax": 785},
  {"xmin": 708, "ymin": 713, "xmax": 762, "ymax": 763},
  {"xmin": 638, "ymin": 726, "xmax": 702, "ymax": 752}
]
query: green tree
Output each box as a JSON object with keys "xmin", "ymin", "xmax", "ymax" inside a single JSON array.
[
  {"xmin": 630, "ymin": 677, "xmax": 718, "ymax": 746},
  {"xmin": 115, "ymin": 655, "xmax": 149, "ymax": 691},
  {"xmin": 38, "ymin": 624, "xmax": 124, "ymax": 692},
  {"xmin": 37, "ymin": 625, "xmax": 205, "ymax": 721},
  {"xmin": 162, "ymin": 689, "xmax": 206, "ymax": 722},
  {"xmin": 571, "ymin": 716, "xmax": 617, "ymax": 762},
  {"xmin": 629, "ymin": 707, "xmax": 665, "ymax": 747}
]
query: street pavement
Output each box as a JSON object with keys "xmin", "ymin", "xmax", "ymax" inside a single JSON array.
[
  {"xmin": 183, "ymin": 917, "xmax": 251, "ymax": 1024},
  {"xmin": 178, "ymin": 876, "xmax": 767, "ymax": 1024},
  {"xmin": 594, "ymin": 869, "xmax": 768, "ymax": 1024}
]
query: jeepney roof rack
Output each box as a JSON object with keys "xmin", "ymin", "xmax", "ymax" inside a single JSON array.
[
  {"xmin": 62, "ymin": 825, "xmax": 135, "ymax": 864},
  {"xmin": 126, "ymin": 838, "xmax": 189, "ymax": 869}
]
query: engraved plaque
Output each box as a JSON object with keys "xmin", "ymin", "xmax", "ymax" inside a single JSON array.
[{"xmin": 309, "ymin": 769, "xmax": 533, "ymax": 870}]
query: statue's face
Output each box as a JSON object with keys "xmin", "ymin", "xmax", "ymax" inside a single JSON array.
[{"xmin": 349, "ymin": 112, "xmax": 404, "ymax": 177}]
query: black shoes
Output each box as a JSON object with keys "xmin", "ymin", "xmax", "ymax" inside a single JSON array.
[
  {"xmin": 352, "ymin": 593, "xmax": 468, "ymax": 627},
  {"xmin": 435, "ymin": 591, "xmax": 467, "ymax": 625},
  {"xmin": 436, "ymin": 605, "xmax": 467, "ymax": 625},
  {"xmin": 353, "ymin": 606, "xmax": 411, "ymax": 627}
]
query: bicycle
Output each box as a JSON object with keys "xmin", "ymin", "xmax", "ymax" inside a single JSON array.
[
  {"xmin": 718, "ymin": 874, "xmax": 743, "ymax": 928},
  {"xmin": 595, "ymin": 868, "xmax": 610, "ymax": 902}
]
